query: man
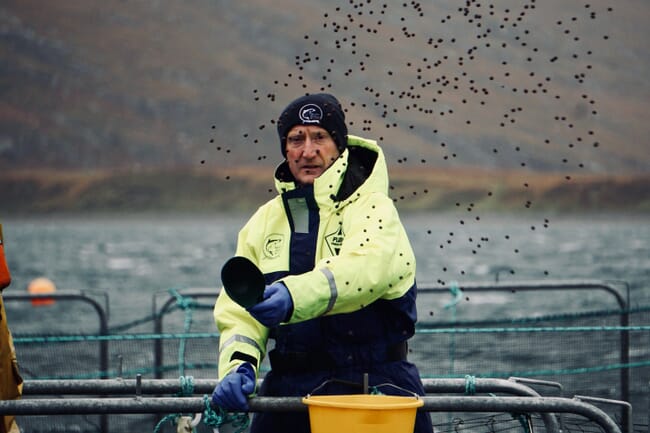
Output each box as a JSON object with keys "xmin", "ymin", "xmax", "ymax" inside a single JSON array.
[
  {"xmin": 1, "ymin": 223, "xmax": 22, "ymax": 433},
  {"xmin": 212, "ymin": 93, "xmax": 433, "ymax": 432}
]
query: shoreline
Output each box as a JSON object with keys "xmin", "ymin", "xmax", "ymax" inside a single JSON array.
[{"xmin": 1, "ymin": 167, "xmax": 648, "ymax": 215}]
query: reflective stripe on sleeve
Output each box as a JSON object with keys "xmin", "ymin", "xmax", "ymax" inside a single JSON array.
[
  {"xmin": 219, "ymin": 334, "xmax": 263, "ymax": 355},
  {"xmin": 319, "ymin": 267, "xmax": 338, "ymax": 314}
]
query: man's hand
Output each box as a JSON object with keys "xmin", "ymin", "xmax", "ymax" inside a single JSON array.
[
  {"xmin": 247, "ymin": 282, "xmax": 293, "ymax": 327},
  {"xmin": 211, "ymin": 362, "xmax": 256, "ymax": 411}
]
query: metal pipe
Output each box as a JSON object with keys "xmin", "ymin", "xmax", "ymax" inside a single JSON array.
[
  {"xmin": 509, "ymin": 377, "xmax": 564, "ymax": 433},
  {"xmin": 417, "ymin": 280, "xmax": 627, "ymax": 310},
  {"xmin": 19, "ymin": 377, "xmax": 572, "ymax": 433},
  {"xmin": 21, "ymin": 377, "xmax": 565, "ymax": 397},
  {"xmin": 574, "ymin": 395, "xmax": 632, "ymax": 433},
  {"xmin": 0, "ymin": 396, "xmax": 621, "ymax": 433},
  {"xmin": 422, "ymin": 377, "xmax": 561, "ymax": 433},
  {"xmin": 19, "ymin": 377, "xmax": 565, "ymax": 433}
]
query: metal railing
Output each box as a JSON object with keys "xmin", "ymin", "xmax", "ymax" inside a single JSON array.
[
  {"xmin": 416, "ymin": 279, "xmax": 631, "ymax": 433},
  {"xmin": 4, "ymin": 290, "xmax": 110, "ymax": 378},
  {"xmin": 1, "ymin": 393, "xmax": 622, "ymax": 433},
  {"xmin": 7, "ymin": 280, "xmax": 637, "ymax": 433},
  {"xmin": 152, "ymin": 289, "xmax": 218, "ymax": 379},
  {"xmin": 5, "ymin": 291, "xmax": 112, "ymax": 432},
  {"xmin": 19, "ymin": 376, "xmax": 563, "ymax": 433}
]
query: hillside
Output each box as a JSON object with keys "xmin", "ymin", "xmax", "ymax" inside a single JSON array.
[{"xmin": 1, "ymin": 0, "xmax": 649, "ymax": 175}]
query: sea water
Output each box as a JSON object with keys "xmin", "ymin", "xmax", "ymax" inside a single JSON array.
[
  {"xmin": 2, "ymin": 212, "xmax": 649, "ymax": 430},
  {"xmin": 3, "ymin": 212, "xmax": 649, "ymax": 326}
]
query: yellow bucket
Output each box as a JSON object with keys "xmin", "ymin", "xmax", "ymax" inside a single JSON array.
[{"xmin": 302, "ymin": 394, "xmax": 423, "ymax": 433}]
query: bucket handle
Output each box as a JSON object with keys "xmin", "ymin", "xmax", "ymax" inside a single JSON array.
[
  {"xmin": 308, "ymin": 378, "xmax": 365, "ymax": 397},
  {"xmin": 370, "ymin": 382, "xmax": 421, "ymax": 399},
  {"xmin": 306, "ymin": 376, "xmax": 420, "ymax": 400}
]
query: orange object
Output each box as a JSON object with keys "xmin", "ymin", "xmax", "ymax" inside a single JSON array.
[
  {"xmin": 27, "ymin": 277, "xmax": 56, "ymax": 306},
  {"xmin": 0, "ymin": 224, "xmax": 11, "ymax": 291}
]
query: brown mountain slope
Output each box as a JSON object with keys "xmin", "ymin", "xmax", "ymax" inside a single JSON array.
[{"xmin": 1, "ymin": 0, "xmax": 649, "ymax": 175}]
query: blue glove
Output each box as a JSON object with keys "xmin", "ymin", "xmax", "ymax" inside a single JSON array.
[
  {"xmin": 247, "ymin": 282, "xmax": 293, "ymax": 327},
  {"xmin": 211, "ymin": 362, "xmax": 256, "ymax": 411}
]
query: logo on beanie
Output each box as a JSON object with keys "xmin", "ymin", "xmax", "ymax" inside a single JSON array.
[{"xmin": 298, "ymin": 104, "xmax": 323, "ymax": 124}]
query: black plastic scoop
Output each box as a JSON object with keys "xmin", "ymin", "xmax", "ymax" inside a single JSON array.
[{"xmin": 220, "ymin": 256, "xmax": 265, "ymax": 309}]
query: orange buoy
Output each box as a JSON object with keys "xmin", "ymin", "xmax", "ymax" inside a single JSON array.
[{"xmin": 27, "ymin": 277, "xmax": 56, "ymax": 306}]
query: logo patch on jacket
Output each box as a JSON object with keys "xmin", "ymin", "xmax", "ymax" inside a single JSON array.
[
  {"xmin": 263, "ymin": 234, "xmax": 284, "ymax": 259},
  {"xmin": 325, "ymin": 224, "xmax": 345, "ymax": 256}
]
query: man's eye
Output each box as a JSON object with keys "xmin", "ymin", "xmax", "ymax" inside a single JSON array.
[{"xmin": 288, "ymin": 136, "xmax": 305, "ymax": 145}]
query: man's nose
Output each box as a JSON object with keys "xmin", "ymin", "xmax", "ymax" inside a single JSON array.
[{"xmin": 301, "ymin": 137, "xmax": 318, "ymax": 157}]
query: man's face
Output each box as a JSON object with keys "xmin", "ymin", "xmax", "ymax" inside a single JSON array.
[{"xmin": 285, "ymin": 125, "xmax": 341, "ymax": 185}]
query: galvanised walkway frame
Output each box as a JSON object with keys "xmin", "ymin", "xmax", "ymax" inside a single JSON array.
[
  {"xmin": 0, "ymin": 393, "xmax": 621, "ymax": 433},
  {"xmin": 6, "ymin": 376, "xmax": 631, "ymax": 433},
  {"xmin": 6, "ymin": 280, "xmax": 633, "ymax": 433}
]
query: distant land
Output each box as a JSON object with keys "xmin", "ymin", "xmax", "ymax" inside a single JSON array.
[{"xmin": 1, "ymin": 168, "xmax": 648, "ymax": 216}]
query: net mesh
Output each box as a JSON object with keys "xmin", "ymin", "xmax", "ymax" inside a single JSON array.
[{"xmin": 8, "ymin": 286, "xmax": 649, "ymax": 433}]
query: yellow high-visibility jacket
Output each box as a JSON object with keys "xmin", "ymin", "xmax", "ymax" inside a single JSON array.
[{"xmin": 214, "ymin": 136, "xmax": 417, "ymax": 379}]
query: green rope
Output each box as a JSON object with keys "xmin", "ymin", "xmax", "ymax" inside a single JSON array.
[
  {"xmin": 153, "ymin": 413, "xmax": 180, "ymax": 433},
  {"xmin": 464, "ymin": 375, "xmax": 476, "ymax": 395},
  {"xmin": 152, "ymin": 376, "xmax": 197, "ymax": 433},
  {"xmin": 152, "ymin": 379, "xmax": 251, "ymax": 433},
  {"xmin": 201, "ymin": 395, "xmax": 250, "ymax": 433},
  {"xmin": 14, "ymin": 332, "xmax": 221, "ymax": 344},
  {"xmin": 14, "ymin": 323, "xmax": 650, "ymax": 345},
  {"xmin": 151, "ymin": 324, "xmax": 199, "ymax": 433},
  {"xmin": 168, "ymin": 288, "xmax": 197, "ymax": 377},
  {"xmin": 178, "ymin": 375, "xmax": 194, "ymax": 396},
  {"xmin": 169, "ymin": 288, "xmax": 199, "ymax": 310},
  {"xmin": 416, "ymin": 325, "xmax": 650, "ymax": 334},
  {"xmin": 444, "ymin": 281, "xmax": 462, "ymax": 376},
  {"xmin": 444, "ymin": 281, "xmax": 463, "ymax": 309},
  {"xmin": 420, "ymin": 303, "xmax": 650, "ymax": 328},
  {"xmin": 421, "ymin": 359, "xmax": 650, "ymax": 380},
  {"xmin": 512, "ymin": 413, "xmax": 533, "ymax": 433},
  {"xmin": 19, "ymin": 361, "xmax": 219, "ymax": 381},
  {"xmin": 444, "ymin": 282, "xmax": 462, "ymax": 428}
]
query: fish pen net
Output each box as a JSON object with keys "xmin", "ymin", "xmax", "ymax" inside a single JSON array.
[{"xmin": 7, "ymin": 284, "xmax": 649, "ymax": 433}]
